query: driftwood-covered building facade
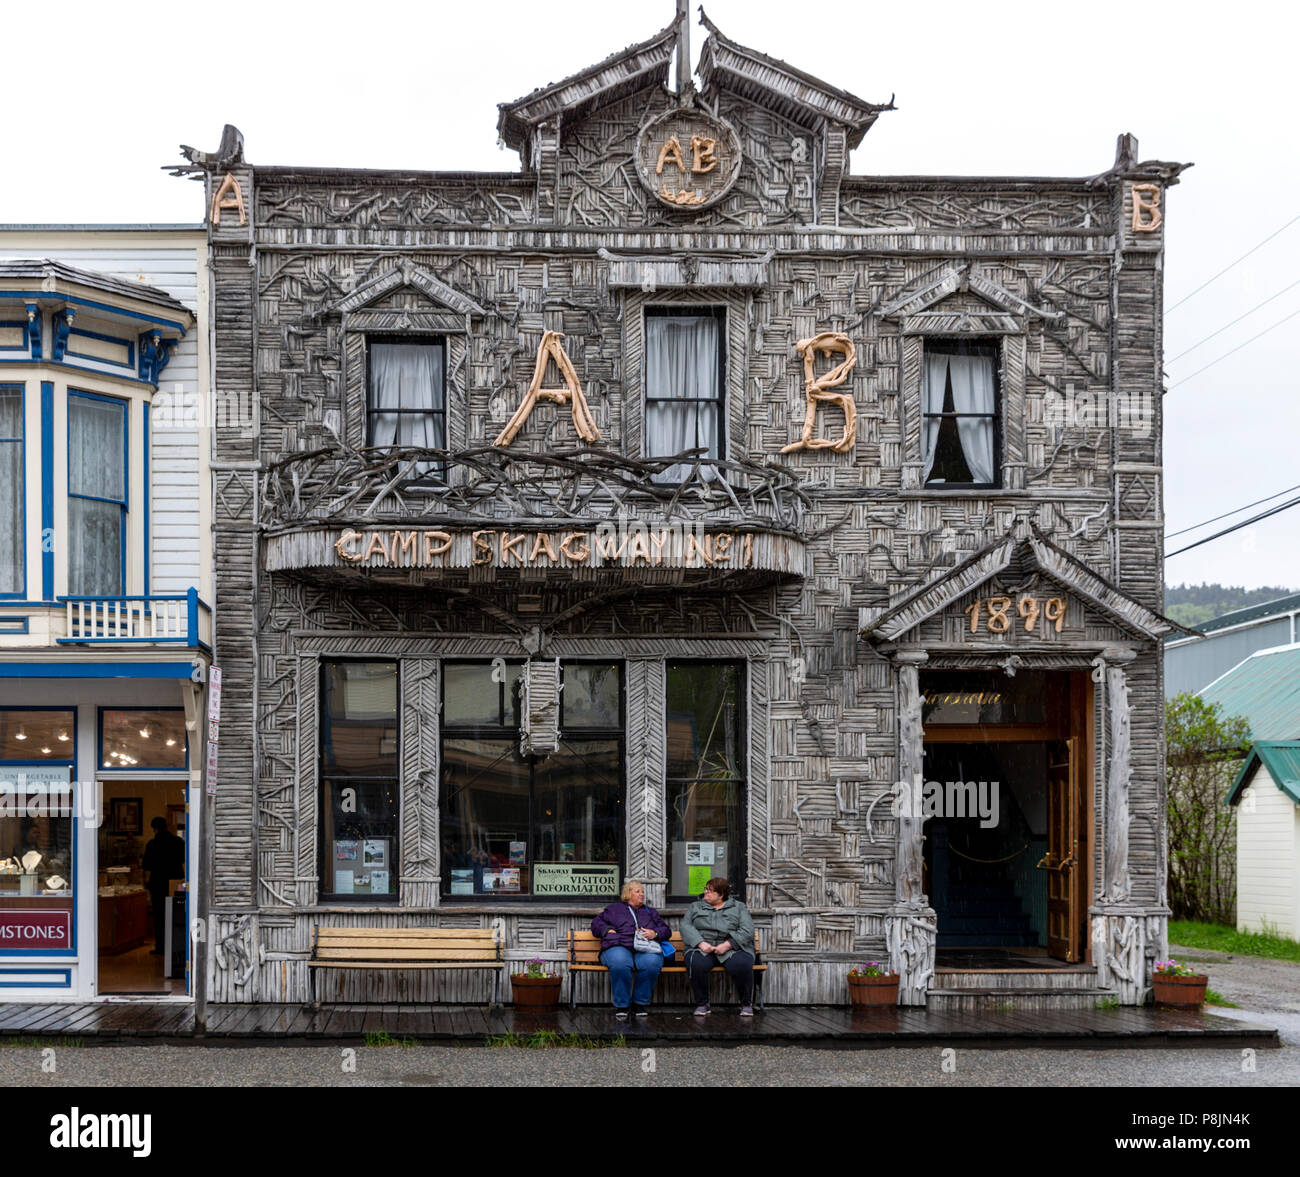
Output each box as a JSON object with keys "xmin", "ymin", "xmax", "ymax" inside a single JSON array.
[{"xmin": 183, "ymin": 11, "xmax": 1188, "ymax": 1007}]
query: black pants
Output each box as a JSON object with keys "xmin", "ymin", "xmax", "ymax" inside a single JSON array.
[
  {"xmin": 687, "ymin": 950, "xmax": 754, "ymax": 1005},
  {"xmin": 149, "ymin": 887, "xmax": 169, "ymax": 951}
]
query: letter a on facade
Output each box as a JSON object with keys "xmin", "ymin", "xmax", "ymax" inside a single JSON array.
[{"xmin": 493, "ymin": 330, "xmax": 601, "ymax": 447}]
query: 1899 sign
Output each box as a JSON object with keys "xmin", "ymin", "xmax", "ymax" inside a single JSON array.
[{"xmin": 963, "ymin": 595, "xmax": 1068, "ymax": 635}]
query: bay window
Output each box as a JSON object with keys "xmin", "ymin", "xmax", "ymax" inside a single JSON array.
[
  {"xmin": 645, "ymin": 308, "xmax": 724, "ymax": 481},
  {"xmin": 922, "ymin": 340, "xmax": 1000, "ymax": 488},
  {"xmin": 67, "ymin": 391, "xmax": 128, "ymax": 595},
  {"xmin": 0, "ymin": 385, "xmax": 23, "ymax": 596}
]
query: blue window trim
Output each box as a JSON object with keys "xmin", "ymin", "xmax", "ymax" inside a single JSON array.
[
  {"xmin": 66, "ymin": 327, "xmax": 135, "ymax": 371},
  {"xmin": 0, "ymin": 662, "xmax": 197, "ymax": 678},
  {"xmin": 0, "ymin": 616, "xmax": 29, "ymax": 633},
  {"xmin": 0, "ymin": 383, "xmax": 25, "ymax": 600},
  {"xmin": 0, "ymin": 706, "xmax": 78, "ymax": 959},
  {"xmin": 0, "ymin": 968, "xmax": 72, "ymax": 988},
  {"xmin": 0, "ymin": 292, "xmax": 188, "ymax": 337},
  {"xmin": 40, "ymin": 382, "xmax": 53, "ymax": 600},
  {"xmin": 67, "ymin": 389, "xmax": 128, "ymax": 597},
  {"xmin": 0, "ymin": 358, "xmax": 163, "ymax": 391},
  {"xmin": 0, "ymin": 321, "xmax": 28, "ymax": 354},
  {"xmin": 97, "ymin": 705, "xmax": 189, "ymax": 772}
]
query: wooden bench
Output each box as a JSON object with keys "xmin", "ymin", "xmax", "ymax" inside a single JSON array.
[
  {"xmin": 568, "ymin": 930, "xmax": 766, "ymax": 1010},
  {"xmin": 308, "ymin": 927, "xmax": 505, "ymax": 1008}
]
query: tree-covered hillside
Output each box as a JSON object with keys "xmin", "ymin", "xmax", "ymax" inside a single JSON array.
[{"xmin": 1165, "ymin": 583, "xmax": 1299, "ymax": 627}]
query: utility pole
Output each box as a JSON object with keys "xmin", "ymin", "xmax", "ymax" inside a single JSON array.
[{"xmin": 676, "ymin": 0, "xmax": 690, "ymax": 97}]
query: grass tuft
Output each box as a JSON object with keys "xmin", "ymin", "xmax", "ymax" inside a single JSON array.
[
  {"xmin": 364, "ymin": 1030, "xmax": 418, "ymax": 1048},
  {"xmin": 1205, "ymin": 988, "xmax": 1241, "ymax": 1008},
  {"xmin": 0, "ymin": 1037, "xmax": 83, "ymax": 1049},
  {"xmin": 1169, "ymin": 920, "xmax": 1300, "ymax": 963},
  {"xmin": 485, "ymin": 1030, "xmax": 625, "ymax": 1049}
]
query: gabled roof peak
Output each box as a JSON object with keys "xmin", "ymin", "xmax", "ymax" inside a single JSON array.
[{"xmin": 696, "ymin": 8, "xmax": 894, "ymax": 147}]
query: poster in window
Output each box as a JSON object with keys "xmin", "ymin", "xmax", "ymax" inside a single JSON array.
[
  {"xmin": 532, "ymin": 863, "xmax": 620, "ymax": 897},
  {"xmin": 363, "ymin": 839, "xmax": 387, "ymax": 868},
  {"xmin": 450, "ymin": 869, "xmax": 474, "ymax": 895},
  {"xmin": 370, "ymin": 869, "xmax": 390, "ymax": 894},
  {"xmin": 334, "ymin": 870, "xmax": 354, "ymax": 894},
  {"xmin": 483, "ymin": 869, "xmax": 520, "ymax": 893},
  {"xmin": 685, "ymin": 842, "xmax": 714, "ymax": 865},
  {"xmin": 508, "ymin": 841, "xmax": 527, "ymax": 866},
  {"xmin": 355, "ymin": 872, "xmax": 371, "ymax": 890},
  {"xmin": 687, "ymin": 865, "xmax": 712, "ymax": 895},
  {"xmin": 335, "ymin": 839, "xmax": 359, "ymax": 862}
]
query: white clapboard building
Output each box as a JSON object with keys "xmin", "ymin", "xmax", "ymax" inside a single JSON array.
[{"xmin": 0, "ymin": 227, "xmax": 211, "ymax": 1002}]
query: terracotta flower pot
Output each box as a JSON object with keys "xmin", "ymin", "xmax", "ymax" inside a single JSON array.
[
  {"xmin": 511, "ymin": 974, "xmax": 562, "ymax": 1007},
  {"xmin": 848, "ymin": 974, "xmax": 899, "ymax": 1007},
  {"xmin": 1152, "ymin": 973, "xmax": 1208, "ymax": 1008}
]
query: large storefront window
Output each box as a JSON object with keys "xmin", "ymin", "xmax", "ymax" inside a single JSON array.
[
  {"xmin": 321, "ymin": 662, "xmax": 398, "ymax": 900},
  {"xmin": 0, "ymin": 709, "xmax": 76, "ymax": 954},
  {"xmin": 99, "ymin": 709, "xmax": 188, "ymax": 770},
  {"xmin": 666, "ymin": 662, "xmax": 745, "ymax": 902},
  {"xmin": 440, "ymin": 662, "xmax": 623, "ymax": 899}
]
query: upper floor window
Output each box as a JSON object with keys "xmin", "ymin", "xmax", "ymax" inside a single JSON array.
[
  {"xmin": 367, "ymin": 339, "xmax": 445, "ymax": 481},
  {"xmin": 923, "ymin": 340, "xmax": 1000, "ymax": 488},
  {"xmin": 0, "ymin": 386, "xmax": 23, "ymax": 597},
  {"xmin": 645, "ymin": 307, "xmax": 724, "ymax": 481},
  {"xmin": 67, "ymin": 391, "xmax": 127, "ymax": 596}
]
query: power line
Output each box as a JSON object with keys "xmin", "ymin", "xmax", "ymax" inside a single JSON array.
[
  {"xmin": 1166, "ymin": 277, "xmax": 1300, "ymax": 363},
  {"xmin": 1166, "ymin": 481, "xmax": 1300, "ymax": 538},
  {"xmin": 1166, "ymin": 494, "xmax": 1300, "ymax": 558},
  {"xmin": 1165, "ymin": 213, "xmax": 1300, "ymax": 315},
  {"xmin": 1167, "ymin": 304, "xmax": 1300, "ymax": 389}
]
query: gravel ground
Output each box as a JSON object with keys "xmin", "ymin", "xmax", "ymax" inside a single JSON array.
[
  {"xmin": 0, "ymin": 1039, "xmax": 1295, "ymax": 1088},
  {"xmin": 1168, "ymin": 941, "xmax": 1300, "ymax": 1047}
]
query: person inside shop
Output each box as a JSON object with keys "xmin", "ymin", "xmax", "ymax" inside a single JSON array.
[
  {"xmin": 142, "ymin": 817, "xmax": 185, "ymax": 956},
  {"xmin": 681, "ymin": 876, "xmax": 757, "ymax": 1018},
  {"xmin": 590, "ymin": 879, "xmax": 674, "ymax": 1020}
]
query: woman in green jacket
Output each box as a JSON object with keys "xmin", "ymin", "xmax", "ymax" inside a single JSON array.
[{"xmin": 680, "ymin": 876, "xmax": 756, "ymax": 1017}]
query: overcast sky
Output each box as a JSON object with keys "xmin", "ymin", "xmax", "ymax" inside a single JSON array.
[{"xmin": 5, "ymin": 0, "xmax": 1297, "ymax": 591}]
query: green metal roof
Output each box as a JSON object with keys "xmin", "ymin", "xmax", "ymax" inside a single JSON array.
[
  {"xmin": 1226, "ymin": 741, "xmax": 1300, "ymax": 806},
  {"xmin": 1200, "ymin": 643, "xmax": 1300, "ymax": 741},
  {"xmin": 1199, "ymin": 592, "xmax": 1300, "ymax": 635}
]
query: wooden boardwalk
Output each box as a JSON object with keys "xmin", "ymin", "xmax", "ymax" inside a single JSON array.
[{"xmin": 0, "ymin": 1002, "xmax": 1280, "ymax": 1048}]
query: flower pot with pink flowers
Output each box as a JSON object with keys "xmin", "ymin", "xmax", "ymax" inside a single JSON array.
[
  {"xmin": 1151, "ymin": 959, "xmax": 1208, "ymax": 1008},
  {"xmin": 847, "ymin": 962, "xmax": 899, "ymax": 1006}
]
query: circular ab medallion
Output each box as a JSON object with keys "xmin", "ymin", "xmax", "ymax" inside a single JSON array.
[{"xmin": 635, "ymin": 107, "xmax": 742, "ymax": 211}]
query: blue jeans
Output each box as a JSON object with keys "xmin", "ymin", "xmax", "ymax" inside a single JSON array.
[{"xmin": 600, "ymin": 945, "xmax": 665, "ymax": 1008}]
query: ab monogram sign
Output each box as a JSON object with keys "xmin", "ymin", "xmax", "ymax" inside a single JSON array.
[{"xmin": 635, "ymin": 107, "xmax": 742, "ymax": 210}]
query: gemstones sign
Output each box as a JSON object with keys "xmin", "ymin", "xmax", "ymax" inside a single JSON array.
[{"xmin": 635, "ymin": 107, "xmax": 742, "ymax": 210}]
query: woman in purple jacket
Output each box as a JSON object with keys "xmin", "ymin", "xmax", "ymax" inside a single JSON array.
[{"xmin": 590, "ymin": 880, "xmax": 673, "ymax": 1020}]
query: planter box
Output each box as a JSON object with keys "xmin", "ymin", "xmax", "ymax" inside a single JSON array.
[
  {"xmin": 1152, "ymin": 973, "xmax": 1208, "ymax": 1008},
  {"xmin": 848, "ymin": 974, "xmax": 900, "ymax": 1007},
  {"xmin": 511, "ymin": 974, "xmax": 562, "ymax": 1007}
]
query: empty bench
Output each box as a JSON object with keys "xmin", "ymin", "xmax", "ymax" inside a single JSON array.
[
  {"xmin": 309, "ymin": 926, "xmax": 505, "ymax": 1008},
  {"xmin": 568, "ymin": 931, "xmax": 766, "ymax": 1010}
]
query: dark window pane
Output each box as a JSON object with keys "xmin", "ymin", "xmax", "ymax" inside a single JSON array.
[
  {"xmin": 68, "ymin": 395, "xmax": 125, "ymax": 501},
  {"xmin": 561, "ymin": 664, "xmax": 620, "ymax": 728},
  {"xmin": 443, "ymin": 662, "xmax": 522, "ymax": 728},
  {"xmin": 322, "ymin": 780, "xmax": 398, "ymax": 897},
  {"xmin": 668, "ymin": 777, "xmax": 742, "ymax": 899},
  {"xmin": 665, "ymin": 663, "xmax": 743, "ymax": 779},
  {"xmin": 67, "ymin": 497, "xmax": 123, "ymax": 596},
  {"xmin": 534, "ymin": 740, "xmax": 621, "ymax": 866},
  {"xmin": 322, "ymin": 663, "xmax": 397, "ymax": 774},
  {"xmin": 440, "ymin": 737, "xmax": 530, "ymax": 895}
]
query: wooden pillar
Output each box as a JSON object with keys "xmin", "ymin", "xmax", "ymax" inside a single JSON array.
[
  {"xmin": 1102, "ymin": 648, "xmax": 1136, "ymax": 903},
  {"xmin": 885, "ymin": 649, "xmax": 936, "ymax": 1006}
]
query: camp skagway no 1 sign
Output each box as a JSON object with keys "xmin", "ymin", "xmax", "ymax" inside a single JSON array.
[{"xmin": 635, "ymin": 106, "xmax": 742, "ymax": 209}]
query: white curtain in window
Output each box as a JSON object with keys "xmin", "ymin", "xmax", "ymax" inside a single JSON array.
[
  {"xmin": 68, "ymin": 397, "xmax": 125, "ymax": 597},
  {"xmin": 646, "ymin": 315, "xmax": 719, "ymax": 482},
  {"xmin": 369, "ymin": 343, "xmax": 445, "ymax": 448},
  {"xmin": 0, "ymin": 392, "xmax": 22, "ymax": 594},
  {"xmin": 922, "ymin": 352, "xmax": 996, "ymax": 484}
]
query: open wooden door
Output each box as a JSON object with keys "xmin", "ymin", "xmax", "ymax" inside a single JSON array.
[{"xmin": 1042, "ymin": 737, "xmax": 1082, "ymax": 961}]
